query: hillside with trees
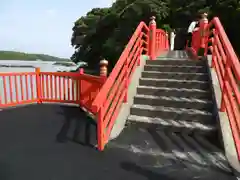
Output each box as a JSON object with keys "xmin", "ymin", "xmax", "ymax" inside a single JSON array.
[
  {"xmin": 0, "ymin": 51, "xmax": 70, "ymax": 62},
  {"xmin": 70, "ymin": 0, "xmax": 240, "ymax": 71}
]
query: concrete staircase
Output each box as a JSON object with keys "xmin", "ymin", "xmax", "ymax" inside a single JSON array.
[
  {"xmin": 129, "ymin": 57, "xmax": 216, "ymax": 134},
  {"xmin": 120, "ymin": 51, "xmax": 235, "ymax": 178}
]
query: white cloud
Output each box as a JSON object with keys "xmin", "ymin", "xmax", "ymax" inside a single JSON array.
[
  {"xmin": 96, "ymin": 0, "xmax": 115, "ymax": 7},
  {"xmin": 45, "ymin": 9, "xmax": 57, "ymax": 17}
]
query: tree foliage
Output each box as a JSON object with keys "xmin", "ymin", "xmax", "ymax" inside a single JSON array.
[{"xmin": 71, "ymin": 0, "xmax": 240, "ymax": 70}]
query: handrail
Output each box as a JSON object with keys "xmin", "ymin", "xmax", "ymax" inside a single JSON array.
[
  {"xmin": 91, "ymin": 21, "xmax": 149, "ymax": 113},
  {"xmin": 210, "ymin": 18, "xmax": 240, "ymax": 159},
  {"xmin": 91, "ymin": 17, "xmax": 169, "ymax": 151},
  {"xmin": 212, "ymin": 17, "xmax": 240, "ymax": 80},
  {"xmin": 91, "ymin": 21, "xmax": 149, "ymax": 150},
  {"xmin": 192, "ymin": 16, "xmax": 240, "ymax": 159}
]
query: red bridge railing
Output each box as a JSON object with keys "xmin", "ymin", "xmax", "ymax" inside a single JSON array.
[
  {"xmin": 0, "ymin": 68, "xmax": 105, "ymax": 113},
  {"xmin": 91, "ymin": 16, "xmax": 169, "ymax": 150},
  {"xmin": 191, "ymin": 16, "xmax": 240, "ymax": 159},
  {"xmin": 156, "ymin": 29, "xmax": 169, "ymax": 55}
]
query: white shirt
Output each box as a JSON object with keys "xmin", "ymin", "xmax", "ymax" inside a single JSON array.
[
  {"xmin": 170, "ymin": 31, "xmax": 175, "ymax": 38},
  {"xmin": 170, "ymin": 32, "xmax": 175, "ymax": 50},
  {"xmin": 188, "ymin": 21, "xmax": 197, "ymax": 33}
]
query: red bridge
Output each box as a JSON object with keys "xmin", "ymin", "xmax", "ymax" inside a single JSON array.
[{"xmin": 0, "ymin": 16, "xmax": 239, "ymax": 180}]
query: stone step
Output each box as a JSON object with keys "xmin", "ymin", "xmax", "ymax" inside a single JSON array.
[
  {"xmin": 144, "ymin": 64, "xmax": 207, "ymax": 73},
  {"xmin": 147, "ymin": 59, "xmax": 206, "ymax": 66},
  {"xmin": 130, "ymin": 104, "xmax": 214, "ymax": 124},
  {"xmin": 139, "ymin": 78, "xmax": 210, "ymax": 90},
  {"xmin": 159, "ymin": 50, "xmax": 190, "ymax": 59},
  {"xmin": 128, "ymin": 115, "xmax": 216, "ymax": 134},
  {"xmin": 133, "ymin": 94, "xmax": 213, "ymax": 112},
  {"xmin": 112, "ymin": 125, "xmax": 232, "ymax": 173},
  {"xmin": 137, "ymin": 86, "xmax": 212, "ymax": 99},
  {"xmin": 142, "ymin": 71, "xmax": 209, "ymax": 81}
]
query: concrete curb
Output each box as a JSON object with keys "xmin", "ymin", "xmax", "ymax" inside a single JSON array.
[
  {"xmin": 205, "ymin": 55, "xmax": 240, "ymax": 177},
  {"xmin": 109, "ymin": 55, "xmax": 149, "ymax": 140}
]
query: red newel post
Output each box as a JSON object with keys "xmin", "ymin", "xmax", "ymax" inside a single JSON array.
[
  {"xmin": 79, "ymin": 68, "xmax": 84, "ymax": 75},
  {"xmin": 78, "ymin": 68, "xmax": 84, "ymax": 105},
  {"xmin": 98, "ymin": 59, "xmax": 108, "ymax": 151},
  {"xmin": 148, "ymin": 16, "xmax": 156, "ymax": 60},
  {"xmin": 199, "ymin": 13, "xmax": 208, "ymax": 56},
  {"xmin": 97, "ymin": 108, "xmax": 104, "ymax": 151},
  {"xmin": 99, "ymin": 59, "xmax": 108, "ymax": 78},
  {"xmin": 35, "ymin": 67, "xmax": 42, "ymax": 104}
]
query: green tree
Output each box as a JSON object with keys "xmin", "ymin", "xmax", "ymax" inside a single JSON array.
[
  {"xmin": 71, "ymin": 0, "xmax": 170, "ymax": 70},
  {"xmin": 71, "ymin": 0, "xmax": 240, "ymax": 71}
]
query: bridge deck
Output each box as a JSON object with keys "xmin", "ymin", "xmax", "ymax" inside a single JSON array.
[{"xmin": 0, "ymin": 104, "xmax": 235, "ymax": 180}]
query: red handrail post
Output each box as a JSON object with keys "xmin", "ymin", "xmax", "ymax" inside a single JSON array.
[
  {"xmin": 97, "ymin": 59, "xmax": 109, "ymax": 151},
  {"xmin": 78, "ymin": 68, "xmax": 84, "ymax": 105},
  {"xmin": 35, "ymin": 67, "xmax": 42, "ymax": 103},
  {"xmin": 220, "ymin": 62, "xmax": 230, "ymax": 112},
  {"xmin": 124, "ymin": 57, "xmax": 129, "ymax": 102},
  {"xmin": 199, "ymin": 13, "xmax": 208, "ymax": 56},
  {"xmin": 148, "ymin": 16, "xmax": 156, "ymax": 60},
  {"xmin": 211, "ymin": 30, "xmax": 216, "ymax": 68},
  {"xmin": 97, "ymin": 108, "xmax": 104, "ymax": 151}
]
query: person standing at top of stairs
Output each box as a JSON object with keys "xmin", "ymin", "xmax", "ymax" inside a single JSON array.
[
  {"xmin": 170, "ymin": 29, "xmax": 176, "ymax": 50},
  {"xmin": 187, "ymin": 16, "xmax": 199, "ymax": 47}
]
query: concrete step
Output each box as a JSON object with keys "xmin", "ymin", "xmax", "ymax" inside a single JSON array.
[
  {"xmin": 137, "ymin": 86, "xmax": 212, "ymax": 99},
  {"xmin": 112, "ymin": 125, "xmax": 232, "ymax": 174},
  {"xmin": 142, "ymin": 71, "xmax": 209, "ymax": 81},
  {"xmin": 139, "ymin": 78, "xmax": 210, "ymax": 90},
  {"xmin": 147, "ymin": 59, "xmax": 206, "ymax": 66},
  {"xmin": 128, "ymin": 115, "xmax": 217, "ymax": 134},
  {"xmin": 130, "ymin": 104, "xmax": 214, "ymax": 124},
  {"xmin": 159, "ymin": 50, "xmax": 190, "ymax": 59},
  {"xmin": 144, "ymin": 65, "xmax": 207, "ymax": 73},
  {"xmin": 133, "ymin": 94, "xmax": 213, "ymax": 112}
]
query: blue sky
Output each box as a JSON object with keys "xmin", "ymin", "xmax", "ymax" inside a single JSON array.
[{"xmin": 0, "ymin": 0, "xmax": 114, "ymax": 58}]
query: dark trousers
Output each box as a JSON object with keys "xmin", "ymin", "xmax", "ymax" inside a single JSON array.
[{"xmin": 187, "ymin": 32, "xmax": 192, "ymax": 47}]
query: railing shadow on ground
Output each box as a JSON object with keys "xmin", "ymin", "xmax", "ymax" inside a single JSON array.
[
  {"xmin": 108, "ymin": 118, "xmax": 235, "ymax": 175},
  {"xmin": 0, "ymin": 103, "xmax": 236, "ymax": 180},
  {"xmin": 0, "ymin": 103, "xmax": 97, "ymax": 149},
  {"xmin": 0, "ymin": 69, "xmax": 104, "ymax": 148},
  {"xmin": 56, "ymin": 105, "xmax": 97, "ymax": 148},
  {"xmin": 120, "ymin": 161, "xmax": 176, "ymax": 180}
]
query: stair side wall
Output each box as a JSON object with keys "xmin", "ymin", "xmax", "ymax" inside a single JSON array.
[
  {"xmin": 205, "ymin": 55, "xmax": 240, "ymax": 176},
  {"xmin": 109, "ymin": 55, "xmax": 149, "ymax": 140}
]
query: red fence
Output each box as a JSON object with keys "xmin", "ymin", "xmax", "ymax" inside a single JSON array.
[
  {"xmin": 191, "ymin": 17, "xmax": 240, "ymax": 159},
  {"xmin": 0, "ymin": 71, "xmax": 38, "ymax": 106},
  {"xmin": 156, "ymin": 29, "xmax": 169, "ymax": 55},
  {"xmin": 91, "ymin": 21, "xmax": 149, "ymax": 150},
  {"xmin": 0, "ymin": 68, "xmax": 105, "ymax": 114}
]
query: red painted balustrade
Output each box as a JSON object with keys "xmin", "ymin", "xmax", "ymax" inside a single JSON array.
[
  {"xmin": 0, "ymin": 68, "xmax": 105, "ymax": 113},
  {"xmin": 190, "ymin": 16, "xmax": 240, "ymax": 159},
  {"xmin": 91, "ymin": 17, "xmax": 169, "ymax": 150}
]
